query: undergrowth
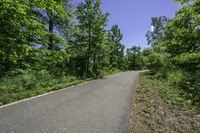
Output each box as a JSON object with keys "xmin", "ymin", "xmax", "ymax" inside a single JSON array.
[
  {"xmin": 0, "ymin": 68, "xmax": 121, "ymax": 105},
  {"xmin": 129, "ymin": 72, "xmax": 200, "ymax": 133}
]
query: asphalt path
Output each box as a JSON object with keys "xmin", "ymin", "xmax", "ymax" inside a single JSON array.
[{"xmin": 0, "ymin": 71, "xmax": 138, "ymax": 133}]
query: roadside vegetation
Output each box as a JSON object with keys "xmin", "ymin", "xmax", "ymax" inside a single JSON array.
[
  {"xmin": 129, "ymin": 72, "xmax": 200, "ymax": 133},
  {"xmin": 129, "ymin": 0, "xmax": 200, "ymax": 132},
  {"xmin": 0, "ymin": 68, "xmax": 121, "ymax": 105},
  {"xmin": 142, "ymin": 0, "xmax": 200, "ymax": 109}
]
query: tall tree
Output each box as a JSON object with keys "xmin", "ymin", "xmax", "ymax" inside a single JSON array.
[
  {"xmin": 74, "ymin": 0, "xmax": 108, "ymax": 76},
  {"xmin": 146, "ymin": 16, "xmax": 168, "ymax": 45},
  {"xmin": 164, "ymin": 2, "xmax": 200, "ymax": 70},
  {"xmin": 108, "ymin": 25, "xmax": 125, "ymax": 69}
]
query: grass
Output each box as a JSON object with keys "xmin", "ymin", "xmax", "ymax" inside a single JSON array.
[
  {"xmin": 0, "ymin": 68, "xmax": 121, "ymax": 106},
  {"xmin": 129, "ymin": 72, "xmax": 200, "ymax": 133}
]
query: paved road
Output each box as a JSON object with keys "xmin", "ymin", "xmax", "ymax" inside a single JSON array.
[{"xmin": 0, "ymin": 71, "xmax": 138, "ymax": 133}]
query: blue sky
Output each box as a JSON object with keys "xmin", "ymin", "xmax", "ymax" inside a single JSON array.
[{"xmin": 101, "ymin": 0, "xmax": 180, "ymax": 48}]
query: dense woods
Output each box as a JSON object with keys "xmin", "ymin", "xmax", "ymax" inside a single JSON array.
[
  {"xmin": 0, "ymin": 0, "xmax": 199, "ymax": 108},
  {"xmin": 144, "ymin": 0, "xmax": 200, "ymax": 107},
  {"xmin": 0, "ymin": 0, "xmax": 142, "ymax": 77}
]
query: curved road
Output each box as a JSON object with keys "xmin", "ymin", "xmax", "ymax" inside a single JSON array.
[{"xmin": 0, "ymin": 71, "xmax": 138, "ymax": 133}]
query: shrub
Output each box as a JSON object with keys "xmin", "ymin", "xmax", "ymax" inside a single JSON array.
[
  {"xmin": 180, "ymin": 71, "xmax": 200, "ymax": 106},
  {"xmin": 167, "ymin": 69, "xmax": 185, "ymax": 86}
]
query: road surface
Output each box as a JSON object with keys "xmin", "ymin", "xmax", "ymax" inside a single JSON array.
[{"xmin": 0, "ymin": 71, "xmax": 138, "ymax": 133}]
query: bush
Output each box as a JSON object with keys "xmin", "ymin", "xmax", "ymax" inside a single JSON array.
[
  {"xmin": 0, "ymin": 70, "xmax": 49, "ymax": 92},
  {"xmin": 0, "ymin": 69, "xmax": 83, "ymax": 104},
  {"xmin": 166, "ymin": 69, "xmax": 185, "ymax": 86},
  {"xmin": 21, "ymin": 72, "xmax": 39, "ymax": 90},
  {"xmin": 144, "ymin": 52, "xmax": 170, "ymax": 76},
  {"xmin": 180, "ymin": 71, "xmax": 200, "ymax": 106},
  {"xmin": 35, "ymin": 70, "xmax": 53, "ymax": 87}
]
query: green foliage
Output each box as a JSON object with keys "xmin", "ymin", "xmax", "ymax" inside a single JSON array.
[
  {"xmin": 140, "ymin": 72, "xmax": 200, "ymax": 120},
  {"xmin": 0, "ymin": 0, "xmax": 42, "ymax": 75},
  {"xmin": 107, "ymin": 25, "xmax": 125, "ymax": 69},
  {"xmin": 163, "ymin": 1, "xmax": 200, "ymax": 106},
  {"xmin": 71, "ymin": 0, "xmax": 109, "ymax": 77},
  {"xmin": 179, "ymin": 71, "xmax": 200, "ymax": 106},
  {"xmin": 166, "ymin": 69, "xmax": 185, "ymax": 86},
  {"xmin": 0, "ymin": 69, "xmax": 86, "ymax": 104},
  {"xmin": 146, "ymin": 16, "xmax": 168, "ymax": 45},
  {"xmin": 143, "ymin": 48, "xmax": 171, "ymax": 77},
  {"xmin": 173, "ymin": 0, "xmax": 193, "ymax": 4},
  {"xmin": 100, "ymin": 67, "xmax": 121, "ymax": 76},
  {"xmin": 126, "ymin": 46, "xmax": 144, "ymax": 70},
  {"xmin": 144, "ymin": 0, "xmax": 200, "ymax": 107}
]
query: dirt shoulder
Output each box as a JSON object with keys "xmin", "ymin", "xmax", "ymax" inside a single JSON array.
[{"xmin": 129, "ymin": 72, "xmax": 200, "ymax": 133}]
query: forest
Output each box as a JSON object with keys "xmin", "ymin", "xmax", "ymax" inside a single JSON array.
[
  {"xmin": 0, "ymin": 0, "xmax": 144, "ymax": 104},
  {"xmin": 0, "ymin": 0, "xmax": 199, "ymax": 109}
]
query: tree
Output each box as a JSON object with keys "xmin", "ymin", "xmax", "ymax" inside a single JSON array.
[
  {"xmin": 164, "ymin": 1, "xmax": 200, "ymax": 71},
  {"xmin": 146, "ymin": 16, "xmax": 168, "ymax": 45},
  {"xmin": 108, "ymin": 25, "xmax": 125, "ymax": 69},
  {"xmin": 163, "ymin": 1, "xmax": 200, "ymax": 104},
  {"xmin": 0, "ymin": 0, "xmax": 46, "ymax": 75},
  {"xmin": 126, "ymin": 46, "xmax": 142, "ymax": 70},
  {"xmin": 0, "ymin": 0, "xmax": 73, "ymax": 76},
  {"xmin": 173, "ymin": 0, "xmax": 193, "ymax": 4},
  {"xmin": 73, "ymin": 0, "xmax": 109, "ymax": 77},
  {"xmin": 32, "ymin": 0, "xmax": 71, "ymax": 50}
]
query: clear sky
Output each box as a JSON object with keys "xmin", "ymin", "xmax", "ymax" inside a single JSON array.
[{"xmin": 101, "ymin": 0, "xmax": 180, "ymax": 48}]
